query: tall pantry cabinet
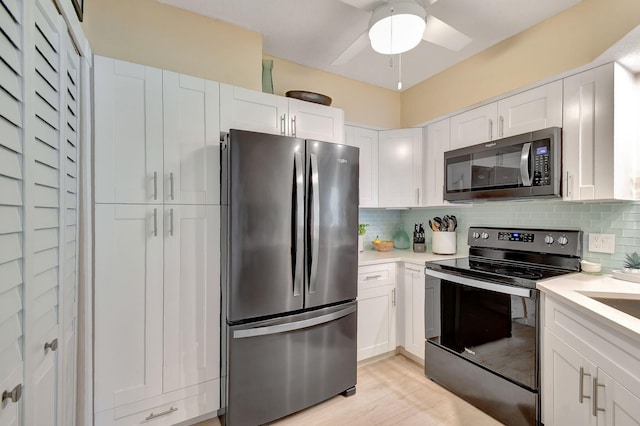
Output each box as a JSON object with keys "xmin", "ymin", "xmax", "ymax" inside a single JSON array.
[
  {"xmin": 0, "ymin": 0, "xmax": 85, "ymax": 424},
  {"xmin": 93, "ymin": 56, "xmax": 220, "ymax": 425}
]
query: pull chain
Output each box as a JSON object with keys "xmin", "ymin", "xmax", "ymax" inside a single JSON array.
[{"xmin": 398, "ymin": 53, "xmax": 402, "ymax": 91}]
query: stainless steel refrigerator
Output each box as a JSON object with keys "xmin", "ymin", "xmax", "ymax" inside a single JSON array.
[{"xmin": 220, "ymin": 129, "xmax": 359, "ymax": 425}]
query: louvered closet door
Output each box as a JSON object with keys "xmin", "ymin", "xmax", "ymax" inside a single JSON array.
[
  {"xmin": 57, "ymin": 29, "xmax": 80, "ymax": 426},
  {"xmin": 0, "ymin": 0, "xmax": 24, "ymax": 424},
  {"xmin": 24, "ymin": 0, "xmax": 63, "ymax": 424}
]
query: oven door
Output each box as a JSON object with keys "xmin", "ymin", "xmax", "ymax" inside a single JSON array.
[{"xmin": 425, "ymin": 268, "xmax": 539, "ymax": 390}]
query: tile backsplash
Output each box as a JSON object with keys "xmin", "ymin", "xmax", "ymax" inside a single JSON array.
[{"xmin": 359, "ymin": 200, "xmax": 640, "ymax": 273}]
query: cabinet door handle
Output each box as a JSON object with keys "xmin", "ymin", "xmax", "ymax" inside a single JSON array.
[
  {"xmin": 592, "ymin": 377, "xmax": 605, "ymax": 416},
  {"xmin": 488, "ymin": 119, "xmax": 493, "ymax": 140},
  {"xmin": 579, "ymin": 367, "xmax": 591, "ymax": 403},
  {"xmin": 364, "ymin": 274, "xmax": 382, "ymax": 280},
  {"xmin": 169, "ymin": 172, "xmax": 174, "ymax": 201},
  {"xmin": 169, "ymin": 208, "xmax": 174, "ymax": 236},
  {"xmin": 280, "ymin": 115, "xmax": 286, "ymax": 135},
  {"xmin": 44, "ymin": 338, "xmax": 58, "ymax": 352},
  {"xmin": 145, "ymin": 406, "xmax": 178, "ymax": 421},
  {"xmin": 2, "ymin": 384, "xmax": 22, "ymax": 403},
  {"xmin": 566, "ymin": 172, "xmax": 572, "ymax": 199},
  {"xmin": 415, "ymin": 188, "xmax": 420, "ymax": 205},
  {"xmin": 499, "ymin": 115, "xmax": 504, "ymax": 138},
  {"xmin": 291, "ymin": 115, "xmax": 297, "ymax": 137},
  {"xmin": 392, "ymin": 288, "xmax": 396, "ymax": 306},
  {"xmin": 153, "ymin": 171, "xmax": 158, "ymax": 200},
  {"xmin": 153, "ymin": 208, "xmax": 158, "ymax": 237}
]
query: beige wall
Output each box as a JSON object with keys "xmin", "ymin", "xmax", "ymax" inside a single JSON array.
[
  {"xmin": 81, "ymin": 0, "xmax": 399, "ymax": 129},
  {"xmin": 402, "ymin": 0, "xmax": 640, "ymax": 127},
  {"xmin": 266, "ymin": 56, "xmax": 400, "ymax": 129},
  {"xmin": 82, "ymin": 0, "xmax": 263, "ymax": 90}
]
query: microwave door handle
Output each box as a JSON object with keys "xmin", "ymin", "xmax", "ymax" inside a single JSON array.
[{"xmin": 520, "ymin": 142, "xmax": 533, "ymax": 186}]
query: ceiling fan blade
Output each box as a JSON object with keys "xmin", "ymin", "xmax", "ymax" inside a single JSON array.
[
  {"xmin": 422, "ymin": 15, "xmax": 472, "ymax": 51},
  {"xmin": 332, "ymin": 31, "xmax": 370, "ymax": 66}
]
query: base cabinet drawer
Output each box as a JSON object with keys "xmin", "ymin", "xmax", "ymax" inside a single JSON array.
[
  {"xmin": 358, "ymin": 263, "xmax": 396, "ymax": 288},
  {"xmin": 95, "ymin": 380, "xmax": 219, "ymax": 426}
]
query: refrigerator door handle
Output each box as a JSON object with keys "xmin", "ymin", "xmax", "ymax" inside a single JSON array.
[
  {"xmin": 233, "ymin": 304, "xmax": 356, "ymax": 339},
  {"xmin": 293, "ymin": 151, "xmax": 304, "ymax": 296},
  {"xmin": 308, "ymin": 153, "xmax": 320, "ymax": 293}
]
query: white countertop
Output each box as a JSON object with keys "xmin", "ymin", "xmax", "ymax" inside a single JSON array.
[
  {"xmin": 538, "ymin": 272, "xmax": 640, "ymax": 343},
  {"xmin": 358, "ymin": 249, "xmax": 465, "ymax": 267}
]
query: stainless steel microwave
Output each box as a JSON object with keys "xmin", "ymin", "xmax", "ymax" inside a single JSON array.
[{"xmin": 444, "ymin": 127, "xmax": 561, "ymax": 202}]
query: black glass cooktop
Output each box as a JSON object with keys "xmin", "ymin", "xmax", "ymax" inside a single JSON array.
[{"xmin": 425, "ymin": 256, "xmax": 574, "ymax": 289}]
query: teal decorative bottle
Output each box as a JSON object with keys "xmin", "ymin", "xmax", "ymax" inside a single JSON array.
[{"xmin": 393, "ymin": 224, "xmax": 410, "ymax": 250}]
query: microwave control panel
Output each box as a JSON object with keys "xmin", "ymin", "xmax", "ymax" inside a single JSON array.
[{"xmin": 532, "ymin": 142, "xmax": 551, "ymax": 186}]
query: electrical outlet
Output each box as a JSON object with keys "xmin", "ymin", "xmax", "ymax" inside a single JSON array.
[{"xmin": 588, "ymin": 233, "xmax": 616, "ymax": 254}]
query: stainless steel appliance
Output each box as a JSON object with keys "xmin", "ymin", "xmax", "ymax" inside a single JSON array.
[
  {"xmin": 220, "ymin": 129, "xmax": 359, "ymax": 425},
  {"xmin": 424, "ymin": 227, "xmax": 583, "ymax": 426},
  {"xmin": 444, "ymin": 127, "xmax": 561, "ymax": 201}
]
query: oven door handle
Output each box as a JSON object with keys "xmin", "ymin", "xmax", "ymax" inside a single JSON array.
[{"xmin": 424, "ymin": 268, "xmax": 533, "ymax": 298}]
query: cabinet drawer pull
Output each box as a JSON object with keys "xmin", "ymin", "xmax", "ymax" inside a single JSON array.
[
  {"xmin": 579, "ymin": 367, "xmax": 591, "ymax": 403},
  {"xmin": 44, "ymin": 338, "xmax": 58, "ymax": 352},
  {"xmin": 364, "ymin": 274, "xmax": 382, "ymax": 280},
  {"xmin": 145, "ymin": 406, "xmax": 178, "ymax": 421},
  {"xmin": 2, "ymin": 384, "xmax": 22, "ymax": 403},
  {"xmin": 592, "ymin": 377, "xmax": 605, "ymax": 416}
]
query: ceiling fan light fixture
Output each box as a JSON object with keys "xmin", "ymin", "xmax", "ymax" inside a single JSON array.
[{"xmin": 368, "ymin": 2, "xmax": 426, "ymax": 55}]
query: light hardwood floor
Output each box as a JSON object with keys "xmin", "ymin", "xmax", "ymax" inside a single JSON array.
[{"xmin": 199, "ymin": 354, "xmax": 503, "ymax": 425}]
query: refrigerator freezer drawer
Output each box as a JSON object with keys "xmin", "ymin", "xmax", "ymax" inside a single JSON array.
[{"xmin": 225, "ymin": 302, "xmax": 357, "ymax": 425}]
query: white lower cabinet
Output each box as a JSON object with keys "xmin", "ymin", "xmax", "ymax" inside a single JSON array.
[
  {"xmin": 94, "ymin": 204, "xmax": 220, "ymax": 424},
  {"xmin": 542, "ymin": 295, "xmax": 640, "ymax": 426},
  {"xmin": 357, "ymin": 264, "xmax": 397, "ymax": 361},
  {"xmin": 403, "ymin": 265, "xmax": 425, "ymax": 360}
]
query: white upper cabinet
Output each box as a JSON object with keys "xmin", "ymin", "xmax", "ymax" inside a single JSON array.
[
  {"xmin": 94, "ymin": 57, "xmax": 164, "ymax": 204},
  {"xmin": 163, "ymin": 71, "xmax": 220, "ymax": 205},
  {"xmin": 344, "ymin": 125, "xmax": 378, "ymax": 207},
  {"xmin": 450, "ymin": 81, "xmax": 562, "ymax": 150},
  {"xmin": 378, "ymin": 128, "xmax": 423, "ymax": 208},
  {"xmin": 220, "ymin": 84, "xmax": 344, "ymax": 143},
  {"xmin": 424, "ymin": 119, "xmax": 450, "ymax": 206},
  {"xmin": 287, "ymin": 97, "xmax": 344, "ymax": 143},
  {"xmin": 562, "ymin": 62, "xmax": 639, "ymax": 201},
  {"xmin": 219, "ymin": 84, "xmax": 288, "ymax": 136},
  {"xmin": 450, "ymin": 103, "xmax": 498, "ymax": 150},
  {"xmin": 94, "ymin": 57, "xmax": 220, "ymax": 205},
  {"xmin": 497, "ymin": 80, "xmax": 563, "ymax": 138}
]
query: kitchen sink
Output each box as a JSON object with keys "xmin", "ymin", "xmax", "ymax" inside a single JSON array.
[{"xmin": 578, "ymin": 291, "xmax": 640, "ymax": 320}]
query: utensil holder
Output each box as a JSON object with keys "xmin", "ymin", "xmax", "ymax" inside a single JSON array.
[{"xmin": 432, "ymin": 232, "xmax": 456, "ymax": 254}]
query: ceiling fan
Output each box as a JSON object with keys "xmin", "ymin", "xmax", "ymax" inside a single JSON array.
[{"xmin": 333, "ymin": 0, "xmax": 472, "ymax": 65}]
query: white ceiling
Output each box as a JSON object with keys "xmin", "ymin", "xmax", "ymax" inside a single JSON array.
[{"xmin": 156, "ymin": 0, "xmax": 582, "ymax": 91}]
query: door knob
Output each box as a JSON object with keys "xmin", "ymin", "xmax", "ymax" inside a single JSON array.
[
  {"xmin": 2, "ymin": 383, "xmax": 22, "ymax": 403},
  {"xmin": 44, "ymin": 338, "xmax": 58, "ymax": 352}
]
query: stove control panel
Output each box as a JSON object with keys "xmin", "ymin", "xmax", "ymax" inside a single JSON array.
[
  {"xmin": 469, "ymin": 227, "xmax": 583, "ymax": 257},
  {"xmin": 498, "ymin": 231, "xmax": 534, "ymax": 243}
]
